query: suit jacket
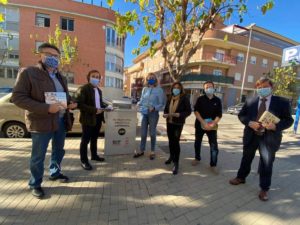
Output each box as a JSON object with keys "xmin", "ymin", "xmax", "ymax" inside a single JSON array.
[
  {"xmin": 238, "ymin": 95, "xmax": 294, "ymax": 151},
  {"xmin": 164, "ymin": 94, "xmax": 192, "ymax": 125},
  {"xmin": 77, "ymin": 83, "xmax": 106, "ymax": 126},
  {"xmin": 12, "ymin": 63, "xmax": 71, "ymax": 132}
]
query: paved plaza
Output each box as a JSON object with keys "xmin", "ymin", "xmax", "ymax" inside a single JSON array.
[{"xmin": 0, "ymin": 114, "xmax": 299, "ymax": 225}]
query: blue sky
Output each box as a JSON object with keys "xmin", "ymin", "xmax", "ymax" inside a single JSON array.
[{"xmin": 90, "ymin": 0, "xmax": 300, "ymax": 66}]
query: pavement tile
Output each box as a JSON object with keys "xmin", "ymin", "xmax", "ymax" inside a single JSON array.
[{"xmin": 0, "ymin": 114, "xmax": 299, "ymax": 225}]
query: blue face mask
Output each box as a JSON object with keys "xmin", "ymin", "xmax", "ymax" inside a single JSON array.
[
  {"xmin": 205, "ymin": 88, "xmax": 215, "ymax": 95},
  {"xmin": 44, "ymin": 56, "xmax": 59, "ymax": 69},
  {"xmin": 148, "ymin": 79, "xmax": 156, "ymax": 85},
  {"xmin": 172, "ymin": 88, "xmax": 181, "ymax": 96},
  {"xmin": 257, "ymin": 87, "xmax": 272, "ymax": 97},
  {"xmin": 90, "ymin": 78, "xmax": 100, "ymax": 87}
]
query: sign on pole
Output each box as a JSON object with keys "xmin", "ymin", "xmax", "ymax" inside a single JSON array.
[
  {"xmin": 282, "ymin": 45, "xmax": 300, "ymax": 66},
  {"xmin": 294, "ymin": 96, "xmax": 300, "ymax": 134}
]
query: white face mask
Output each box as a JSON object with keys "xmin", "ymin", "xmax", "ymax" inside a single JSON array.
[{"xmin": 205, "ymin": 88, "xmax": 215, "ymax": 95}]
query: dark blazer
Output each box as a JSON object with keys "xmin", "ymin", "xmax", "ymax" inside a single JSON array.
[
  {"xmin": 238, "ymin": 95, "xmax": 294, "ymax": 151},
  {"xmin": 164, "ymin": 94, "xmax": 192, "ymax": 125},
  {"xmin": 77, "ymin": 83, "xmax": 106, "ymax": 126}
]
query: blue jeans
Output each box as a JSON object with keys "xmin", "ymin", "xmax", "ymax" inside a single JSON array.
[
  {"xmin": 194, "ymin": 128, "xmax": 219, "ymax": 167},
  {"xmin": 140, "ymin": 111, "xmax": 159, "ymax": 152},
  {"xmin": 29, "ymin": 117, "xmax": 66, "ymax": 188}
]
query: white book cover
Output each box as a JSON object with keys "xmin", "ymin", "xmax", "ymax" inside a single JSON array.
[
  {"xmin": 258, "ymin": 111, "xmax": 280, "ymax": 125},
  {"xmin": 45, "ymin": 92, "xmax": 67, "ymax": 108}
]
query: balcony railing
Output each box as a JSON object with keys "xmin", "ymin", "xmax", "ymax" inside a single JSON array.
[
  {"xmin": 180, "ymin": 73, "xmax": 234, "ymax": 84},
  {"xmin": 201, "ymin": 52, "xmax": 237, "ymax": 65}
]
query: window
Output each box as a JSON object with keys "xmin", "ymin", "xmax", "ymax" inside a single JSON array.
[
  {"xmin": 262, "ymin": 58, "xmax": 268, "ymax": 67},
  {"xmin": 105, "ymin": 76, "xmax": 123, "ymax": 89},
  {"xmin": 247, "ymin": 75, "xmax": 254, "ymax": 83},
  {"xmin": 106, "ymin": 27, "xmax": 124, "ymax": 50},
  {"xmin": 60, "ymin": 17, "xmax": 74, "ymax": 31},
  {"xmin": 105, "ymin": 53, "xmax": 124, "ymax": 74},
  {"xmin": 5, "ymin": 21, "xmax": 19, "ymax": 31},
  {"xmin": 0, "ymin": 68, "xmax": 5, "ymax": 78},
  {"xmin": 214, "ymin": 49, "xmax": 225, "ymax": 62},
  {"xmin": 8, "ymin": 53, "xmax": 19, "ymax": 59},
  {"xmin": 213, "ymin": 69, "xmax": 222, "ymax": 76},
  {"xmin": 235, "ymin": 72, "xmax": 241, "ymax": 81},
  {"xmin": 35, "ymin": 13, "xmax": 50, "ymax": 27},
  {"xmin": 237, "ymin": 53, "xmax": 244, "ymax": 62},
  {"xmin": 35, "ymin": 41, "xmax": 43, "ymax": 52},
  {"xmin": 6, "ymin": 68, "xmax": 18, "ymax": 79},
  {"xmin": 250, "ymin": 56, "xmax": 256, "ymax": 64},
  {"xmin": 273, "ymin": 61, "xmax": 278, "ymax": 68}
]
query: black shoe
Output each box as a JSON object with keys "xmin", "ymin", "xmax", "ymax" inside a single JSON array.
[
  {"xmin": 172, "ymin": 163, "xmax": 179, "ymax": 175},
  {"xmin": 133, "ymin": 152, "xmax": 144, "ymax": 158},
  {"xmin": 91, "ymin": 156, "xmax": 105, "ymax": 162},
  {"xmin": 81, "ymin": 162, "xmax": 93, "ymax": 170},
  {"xmin": 49, "ymin": 174, "xmax": 69, "ymax": 183},
  {"xmin": 165, "ymin": 158, "xmax": 173, "ymax": 165},
  {"xmin": 30, "ymin": 187, "xmax": 45, "ymax": 199}
]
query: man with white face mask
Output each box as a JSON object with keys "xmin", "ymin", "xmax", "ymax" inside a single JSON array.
[
  {"xmin": 193, "ymin": 81, "xmax": 222, "ymax": 170},
  {"xmin": 12, "ymin": 43, "xmax": 77, "ymax": 199},
  {"xmin": 229, "ymin": 77, "xmax": 294, "ymax": 201}
]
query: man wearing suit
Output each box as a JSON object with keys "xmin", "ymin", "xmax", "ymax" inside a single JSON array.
[
  {"xmin": 77, "ymin": 70, "xmax": 107, "ymax": 170},
  {"xmin": 229, "ymin": 77, "xmax": 294, "ymax": 201}
]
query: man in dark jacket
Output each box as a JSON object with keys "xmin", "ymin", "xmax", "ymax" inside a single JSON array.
[
  {"xmin": 229, "ymin": 77, "xmax": 294, "ymax": 201},
  {"xmin": 192, "ymin": 81, "xmax": 222, "ymax": 170},
  {"xmin": 11, "ymin": 43, "xmax": 77, "ymax": 199},
  {"xmin": 77, "ymin": 70, "xmax": 108, "ymax": 171}
]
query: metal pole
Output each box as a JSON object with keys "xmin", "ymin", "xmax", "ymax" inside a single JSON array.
[{"xmin": 240, "ymin": 24, "xmax": 255, "ymax": 103}]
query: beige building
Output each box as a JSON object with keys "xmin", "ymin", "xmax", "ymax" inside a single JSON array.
[{"xmin": 125, "ymin": 23, "xmax": 299, "ymax": 108}]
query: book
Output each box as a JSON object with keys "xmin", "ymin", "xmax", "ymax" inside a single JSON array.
[
  {"xmin": 201, "ymin": 118, "xmax": 218, "ymax": 130},
  {"xmin": 44, "ymin": 92, "xmax": 67, "ymax": 108},
  {"xmin": 258, "ymin": 111, "xmax": 280, "ymax": 125}
]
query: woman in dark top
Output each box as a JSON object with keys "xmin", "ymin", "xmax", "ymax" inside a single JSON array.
[
  {"xmin": 163, "ymin": 82, "xmax": 191, "ymax": 175},
  {"xmin": 77, "ymin": 70, "xmax": 107, "ymax": 171}
]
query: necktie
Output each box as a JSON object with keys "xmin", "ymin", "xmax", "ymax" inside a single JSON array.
[
  {"xmin": 256, "ymin": 98, "xmax": 267, "ymax": 135},
  {"xmin": 257, "ymin": 98, "xmax": 267, "ymax": 121}
]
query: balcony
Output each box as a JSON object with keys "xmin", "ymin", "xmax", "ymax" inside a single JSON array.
[
  {"xmin": 180, "ymin": 73, "xmax": 234, "ymax": 85},
  {"xmin": 200, "ymin": 52, "xmax": 237, "ymax": 67}
]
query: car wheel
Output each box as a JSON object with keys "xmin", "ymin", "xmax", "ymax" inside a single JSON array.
[{"xmin": 3, "ymin": 122, "xmax": 29, "ymax": 138}]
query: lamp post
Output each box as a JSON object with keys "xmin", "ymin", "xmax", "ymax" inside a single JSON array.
[{"xmin": 239, "ymin": 23, "xmax": 255, "ymax": 103}]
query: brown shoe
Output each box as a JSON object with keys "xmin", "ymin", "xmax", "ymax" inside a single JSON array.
[
  {"xmin": 229, "ymin": 177, "xmax": 245, "ymax": 185},
  {"xmin": 149, "ymin": 152, "xmax": 155, "ymax": 160},
  {"xmin": 258, "ymin": 190, "xmax": 268, "ymax": 201},
  {"xmin": 191, "ymin": 159, "xmax": 200, "ymax": 166}
]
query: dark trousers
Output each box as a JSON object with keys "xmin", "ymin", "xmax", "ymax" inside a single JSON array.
[
  {"xmin": 167, "ymin": 123, "xmax": 184, "ymax": 163},
  {"xmin": 237, "ymin": 135, "xmax": 276, "ymax": 191},
  {"xmin": 194, "ymin": 128, "xmax": 219, "ymax": 167},
  {"xmin": 80, "ymin": 114, "xmax": 102, "ymax": 163}
]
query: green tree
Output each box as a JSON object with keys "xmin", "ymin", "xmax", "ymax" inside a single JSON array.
[
  {"xmin": 265, "ymin": 66, "xmax": 297, "ymax": 99},
  {"xmin": 31, "ymin": 25, "xmax": 78, "ymax": 73},
  {"xmin": 0, "ymin": 0, "xmax": 13, "ymax": 66},
  {"xmin": 108, "ymin": 0, "xmax": 274, "ymax": 80}
]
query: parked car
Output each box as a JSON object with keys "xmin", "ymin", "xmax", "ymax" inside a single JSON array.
[
  {"xmin": 0, "ymin": 87, "xmax": 13, "ymax": 98},
  {"xmin": 227, "ymin": 103, "xmax": 244, "ymax": 115},
  {"xmin": 0, "ymin": 88, "xmax": 112, "ymax": 138}
]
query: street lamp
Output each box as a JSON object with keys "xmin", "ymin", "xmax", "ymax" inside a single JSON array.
[{"xmin": 239, "ymin": 23, "xmax": 256, "ymax": 103}]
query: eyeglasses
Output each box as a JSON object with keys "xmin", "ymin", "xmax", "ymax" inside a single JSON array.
[
  {"xmin": 91, "ymin": 75, "xmax": 101, "ymax": 79},
  {"xmin": 40, "ymin": 52, "xmax": 60, "ymax": 58}
]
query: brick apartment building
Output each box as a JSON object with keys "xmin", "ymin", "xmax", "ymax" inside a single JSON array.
[
  {"xmin": 0, "ymin": 0, "xmax": 125, "ymax": 99},
  {"xmin": 125, "ymin": 22, "xmax": 299, "ymax": 108}
]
